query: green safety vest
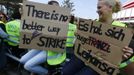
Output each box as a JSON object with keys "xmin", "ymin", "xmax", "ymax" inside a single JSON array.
[
  {"xmin": 6, "ymin": 20, "xmax": 20, "ymax": 46},
  {"xmin": 111, "ymin": 21, "xmax": 126, "ymax": 27},
  {"xmin": 47, "ymin": 51, "xmax": 66, "ymax": 65},
  {"xmin": 66, "ymin": 23, "xmax": 76, "ymax": 47},
  {"xmin": 119, "ymin": 56, "xmax": 134, "ymax": 69},
  {"xmin": 47, "ymin": 23, "xmax": 76, "ymax": 65}
]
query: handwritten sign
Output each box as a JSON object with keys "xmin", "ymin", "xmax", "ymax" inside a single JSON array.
[
  {"xmin": 77, "ymin": 19, "xmax": 132, "ymax": 47},
  {"xmin": 74, "ymin": 18, "xmax": 133, "ymax": 75},
  {"xmin": 74, "ymin": 42, "xmax": 120, "ymax": 75},
  {"xmin": 19, "ymin": 1, "xmax": 71, "ymax": 52}
]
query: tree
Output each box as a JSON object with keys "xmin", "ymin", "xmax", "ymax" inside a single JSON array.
[{"xmin": 62, "ymin": 0, "xmax": 75, "ymax": 13}]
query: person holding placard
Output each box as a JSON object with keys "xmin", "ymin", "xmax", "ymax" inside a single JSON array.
[
  {"xmin": 65, "ymin": 15, "xmax": 77, "ymax": 58},
  {"xmin": 20, "ymin": 0, "xmax": 67, "ymax": 75},
  {"xmin": 62, "ymin": 0, "xmax": 134, "ymax": 75}
]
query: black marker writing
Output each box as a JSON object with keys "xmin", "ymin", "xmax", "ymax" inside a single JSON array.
[
  {"xmin": 76, "ymin": 44, "xmax": 115, "ymax": 75},
  {"xmin": 76, "ymin": 34, "xmax": 111, "ymax": 53},
  {"xmin": 37, "ymin": 36, "xmax": 66, "ymax": 49},
  {"xmin": 25, "ymin": 4, "xmax": 68, "ymax": 22},
  {"xmin": 48, "ymin": 26, "xmax": 61, "ymax": 35},
  {"xmin": 105, "ymin": 27, "xmax": 125, "ymax": 41},
  {"xmin": 22, "ymin": 20, "xmax": 45, "ymax": 31},
  {"xmin": 22, "ymin": 31, "xmax": 42, "ymax": 44},
  {"xmin": 78, "ymin": 20, "xmax": 102, "ymax": 35}
]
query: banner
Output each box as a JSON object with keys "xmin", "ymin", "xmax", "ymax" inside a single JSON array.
[
  {"xmin": 74, "ymin": 18, "xmax": 133, "ymax": 75},
  {"xmin": 19, "ymin": 1, "xmax": 71, "ymax": 52}
]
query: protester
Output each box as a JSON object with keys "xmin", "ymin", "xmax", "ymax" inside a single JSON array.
[
  {"xmin": 5, "ymin": 9, "xmax": 25, "ymax": 58},
  {"xmin": 62, "ymin": 0, "xmax": 134, "ymax": 75},
  {"xmin": 66, "ymin": 15, "xmax": 77, "ymax": 58},
  {"xmin": 0, "ymin": 11, "xmax": 8, "ymax": 69},
  {"xmin": 20, "ymin": 0, "xmax": 67, "ymax": 75}
]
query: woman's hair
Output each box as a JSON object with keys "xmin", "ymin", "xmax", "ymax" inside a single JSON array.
[{"xmin": 99, "ymin": 0, "xmax": 121, "ymax": 13}]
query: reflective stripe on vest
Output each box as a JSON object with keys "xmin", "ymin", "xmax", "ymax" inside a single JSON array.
[
  {"xmin": 8, "ymin": 34, "xmax": 19, "ymax": 38},
  {"xmin": 0, "ymin": 21, "xmax": 5, "ymax": 24},
  {"xmin": 47, "ymin": 51, "xmax": 66, "ymax": 65},
  {"xmin": 66, "ymin": 23, "xmax": 76, "ymax": 47},
  {"xmin": 6, "ymin": 20, "xmax": 20, "ymax": 46},
  {"xmin": 119, "ymin": 56, "xmax": 134, "ymax": 68}
]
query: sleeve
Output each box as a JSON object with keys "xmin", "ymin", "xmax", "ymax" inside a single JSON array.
[{"xmin": 0, "ymin": 27, "xmax": 8, "ymax": 39}]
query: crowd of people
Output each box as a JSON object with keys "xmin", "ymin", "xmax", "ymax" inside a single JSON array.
[{"xmin": 0, "ymin": 0, "xmax": 134, "ymax": 75}]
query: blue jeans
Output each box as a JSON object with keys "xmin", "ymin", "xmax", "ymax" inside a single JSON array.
[
  {"xmin": 20, "ymin": 49, "xmax": 48, "ymax": 75},
  {"xmin": 62, "ymin": 55, "xmax": 99, "ymax": 75}
]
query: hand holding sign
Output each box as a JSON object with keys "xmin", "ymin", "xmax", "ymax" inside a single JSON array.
[
  {"xmin": 122, "ymin": 46, "xmax": 133, "ymax": 60},
  {"xmin": 74, "ymin": 18, "xmax": 133, "ymax": 75},
  {"xmin": 19, "ymin": 1, "xmax": 71, "ymax": 52}
]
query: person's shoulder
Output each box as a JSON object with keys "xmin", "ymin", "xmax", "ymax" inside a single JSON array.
[
  {"xmin": 112, "ymin": 21, "xmax": 126, "ymax": 27},
  {"xmin": 0, "ymin": 21, "xmax": 5, "ymax": 27},
  {"xmin": 69, "ymin": 23, "xmax": 77, "ymax": 28},
  {"xmin": 0, "ymin": 23, "xmax": 6, "ymax": 31},
  {"xmin": 6, "ymin": 20, "xmax": 13, "ymax": 24},
  {"xmin": 0, "ymin": 22, "xmax": 5, "ymax": 25},
  {"xmin": 6, "ymin": 20, "xmax": 19, "ymax": 24}
]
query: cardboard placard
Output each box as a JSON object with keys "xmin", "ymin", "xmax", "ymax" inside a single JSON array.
[
  {"xmin": 22, "ymin": 1, "xmax": 70, "ymax": 25},
  {"xmin": 74, "ymin": 42, "xmax": 120, "ymax": 75},
  {"xmin": 74, "ymin": 18, "xmax": 133, "ymax": 75},
  {"xmin": 19, "ymin": 1, "xmax": 70, "ymax": 52}
]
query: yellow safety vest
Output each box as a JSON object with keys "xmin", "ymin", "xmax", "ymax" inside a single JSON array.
[
  {"xmin": 47, "ymin": 51, "xmax": 66, "ymax": 65},
  {"xmin": 47, "ymin": 23, "xmax": 76, "ymax": 65},
  {"xmin": 112, "ymin": 21, "xmax": 126, "ymax": 27},
  {"xmin": 6, "ymin": 20, "xmax": 20, "ymax": 46},
  {"xmin": 0, "ymin": 21, "xmax": 5, "ymax": 24},
  {"xmin": 66, "ymin": 23, "xmax": 77, "ymax": 47}
]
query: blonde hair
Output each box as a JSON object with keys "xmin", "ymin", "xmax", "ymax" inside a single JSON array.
[{"xmin": 99, "ymin": 0, "xmax": 121, "ymax": 13}]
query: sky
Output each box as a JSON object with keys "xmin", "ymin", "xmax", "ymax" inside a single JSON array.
[{"xmin": 29, "ymin": 0, "xmax": 127, "ymax": 19}]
